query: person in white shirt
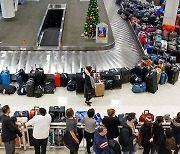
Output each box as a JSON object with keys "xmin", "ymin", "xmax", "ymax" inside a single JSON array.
[{"xmin": 25, "ymin": 108, "xmax": 51, "ymax": 154}]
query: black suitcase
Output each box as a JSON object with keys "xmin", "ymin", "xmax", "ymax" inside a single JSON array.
[
  {"xmin": 145, "ymin": 72, "xmax": 158, "ymax": 94},
  {"xmin": 76, "ymin": 73, "xmax": 85, "ymax": 94},
  {"xmin": 109, "ymin": 68, "xmax": 121, "ymax": 76},
  {"xmin": 26, "ymin": 78, "xmax": 35, "ymax": 97},
  {"xmin": 60, "ymin": 73, "xmax": 68, "ymax": 87},
  {"xmin": 121, "ymin": 67, "xmax": 131, "ymax": 83},
  {"xmin": 100, "ymin": 71, "xmax": 114, "ymax": 80},
  {"xmin": 34, "ymin": 68, "xmax": 45, "ymax": 86},
  {"xmin": 34, "ymin": 85, "xmax": 44, "ymax": 98},
  {"xmin": 168, "ymin": 66, "xmax": 179, "ymax": 85},
  {"xmin": 49, "ymin": 106, "xmax": 65, "ymax": 122},
  {"xmin": 113, "ymin": 75, "xmax": 122, "ymax": 88}
]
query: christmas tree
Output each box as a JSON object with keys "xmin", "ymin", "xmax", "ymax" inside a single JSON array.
[{"xmin": 83, "ymin": 0, "xmax": 100, "ymax": 39}]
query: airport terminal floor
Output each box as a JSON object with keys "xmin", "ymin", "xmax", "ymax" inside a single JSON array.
[{"xmin": 0, "ymin": 0, "xmax": 180, "ymax": 153}]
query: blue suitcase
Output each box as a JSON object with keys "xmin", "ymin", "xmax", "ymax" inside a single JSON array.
[
  {"xmin": 14, "ymin": 110, "xmax": 29, "ymax": 119},
  {"xmin": 159, "ymin": 72, "xmax": 168, "ymax": 85},
  {"xmin": 1, "ymin": 70, "xmax": 11, "ymax": 85}
]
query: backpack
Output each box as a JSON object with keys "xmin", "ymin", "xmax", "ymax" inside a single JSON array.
[{"xmin": 166, "ymin": 137, "xmax": 176, "ymax": 150}]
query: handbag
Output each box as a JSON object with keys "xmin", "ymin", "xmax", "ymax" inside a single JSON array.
[{"xmin": 132, "ymin": 82, "xmax": 146, "ymax": 93}]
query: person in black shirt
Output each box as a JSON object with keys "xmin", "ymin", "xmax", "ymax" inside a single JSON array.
[
  {"xmin": 102, "ymin": 109, "xmax": 120, "ymax": 140},
  {"xmin": 140, "ymin": 121, "xmax": 154, "ymax": 154},
  {"xmin": 1, "ymin": 105, "xmax": 22, "ymax": 154},
  {"xmin": 152, "ymin": 116, "xmax": 164, "ymax": 154}
]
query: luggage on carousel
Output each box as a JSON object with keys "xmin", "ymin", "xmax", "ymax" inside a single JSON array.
[
  {"xmin": 76, "ymin": 111, "xmax": 87, "ymax": 122},
  {"xmin": 159, "ymin": 72, "xmax": 168, "ymax": 85},
  {"xmin": 0, "ymin": 70, "xmax": 11, "ymax": 85},
  {"xmin": 49, "ymin": 106, "xmax": 66, "ymax": 122},
  {"xmin": 14, "ymin": 110, "xmax": 29, "ymax": 119},
  {"xmin": 30, "ymin": 106, "xmax": 39, "ymax": 119},
  {"xmin": 139, "ymin": 110, "xmax": 154, "ymax": 122},
  {"xmin": 168, "ymin": 65, "xmax": 179, "ymax": 85},
  {"xmin": 169, "ymin": 32, "xmax": 177, "ymax": 41},
  {"xmin": 60, "ymin": 73, "xmax": 68, "ymax": 87},
  {"xmin": 95, "ymin": 82, "xmax": 105, "ymax": 97},
  {"xmin": 0, "ymin": 85, "xmax": 16, "ymax": 95},
  {"xmin": 34, "ymin": 85, "xmax": 44, "ymax": 98},
  {"xmin": 54, "ymin": 72, "xmax": 61, "ymax": 87},
  {"xmin": 34, "ymin": 68, "xmax": 45, "ymax": 86},
  {"xmin": 76, "ymin": 73, "xmax": 85, "ymax": 94},
  {"xmin": 26, "ymin": 78, "xmax": 35, "ymax": 97},
  {"xmin": 145, "ymin": 72, "xmax": 158, "ymax": 93}
]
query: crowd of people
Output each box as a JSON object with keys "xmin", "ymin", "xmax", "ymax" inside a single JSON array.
[{"xmin": 0, "ymin": 105, "xmax": 180, "ymax": 154}]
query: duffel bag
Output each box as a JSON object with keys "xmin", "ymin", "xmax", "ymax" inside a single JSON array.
[
  {"xmin": 44, "ymin": 82, "xmax": 56, "ymax": 94},
  {"xmin": 17, "ymin": 83, "xmax": 26, "ymax": 95},
  {"xmin": 16, "ymin": 69, "xmax": 29, "ymax": 84},
  {"xmin": 76, "ymin": 111, "xmax": 87, "ymax": 122},
  {"xmin": 0, "ymin": 70, "xmax": 11, "ymax": 85},
  {"xmin": 34, "ymin": 85, "xmax": 44, "ymax": 98},
  {"xmin": 139, "ymin": 110, "xmax": 154, "ymax": 122},
  {"xmin": 132, "ymin": 82, "xmax": 146, "ymax": 93},
  {"xmin": 162, "ymin": 24, "xmax": 175, "ymax": 32},
  {"xmin": 0, "ymin": 85, "xmax": 16, "ymax": 95},
  {"xmin": 67, "ymin": 80, "xmax": 76, "ymax": 91},
  {"xmin": 130, "ymin": 74, "xmax": 143, "ymax": 85}
]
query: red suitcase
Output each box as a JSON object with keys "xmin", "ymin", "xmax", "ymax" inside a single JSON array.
[
  {"xmin": 139, "ymin": 110, "xmax": 154, "ymax": 122},
  {"xmin": 54, "ymin": 72, "xmax": 61, "ymax": 87},
  {"xmin": 29, "ymin": 106, "xmax": 39, "ymax": 119}
]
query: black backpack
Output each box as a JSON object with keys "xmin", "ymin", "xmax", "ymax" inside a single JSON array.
[{"xmin": 34, "ymin": 85, "xmax": 44, "ymax": 98}]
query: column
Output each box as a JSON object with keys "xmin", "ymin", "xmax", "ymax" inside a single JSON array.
[
  {"xmin": 163, "ymin": 0, "xmax": 179, "ymax": 26},
  {"xmin": 0, "ymin": 0, "xmax": 15, "ymax": 19}
]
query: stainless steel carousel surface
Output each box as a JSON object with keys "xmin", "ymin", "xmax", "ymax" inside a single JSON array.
[{"xmin": 0, "ymin": 0, "xmax": 143, "ymax": 74}]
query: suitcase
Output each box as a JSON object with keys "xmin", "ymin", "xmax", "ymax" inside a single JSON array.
[
  {"xmin": 44, "ymin": 82, "xmax": 56, "ymax": 94},
  {"xmin": 95, "ymin": 82, "xmax": 105, "ymax": 97},
  {"xmin": 29, "ymin": 106, "xmax": 39, "ymax": 119},
  {"xmin": 150, "ymin": 54, "xmax": 159, "ymax": 65},
  {"xmin": 34, "ymin": 68, "xmax": 45, "ymax": 86},
  {"xmin": 75, "ymin": 111, "xmax": 87, "ymax": 122},
  {"xmin": 54, "ymin": 72, "xmax": 60, "ymax": 87},
  {"xmin": 76, "ymin": 73, "xmax": 85, "ymax": 94},
  {"xmin": 169, "ymin": 56, "xmax": 176, "ymax": 64},
  {"xmin": 26, "ymin": 78, "xmax": 35, "ymax": 97},
  {"xmin": 168, "ymin": 66, "xmax": 179, "ymax": 85},
  {"xmin": 14, "ymin": 110, "xmax": 29, "ymax": 119},
  {"xmin": 0, "ymin": 85, "xmax": 16, "ymax": 95},
  {"xmin": 105, "ymin": 80, "xmax": 113, "ymax": 90},
  {"xmin": 169, "ymin": 32, "xmax": 177, "ymax": 40},
  {"xmin": 60, "ymin": 73, "xmax": 68, "ymax": 87},
  {"xmin": 113, "ymin": 75, "xmax": 122, "ymax": 88},
  {"xmin": 155, "ymin": 35, "xmax": 162, "ymax": 43},
  {"xmin": 16, "ymin": 69, "xmax": 29, "ymax": 84},
  {"xmin": 67, "ymin": 80, "xmax": 76, "ymax": 91},
  {"xmin": 145, "ymin": 72, "xmax": 158, "ymax": 93},
  {"xmin": 139, "ymin": 110, "xmax": 154, "ymax": 122},
  {"xmin": 109, "ymin": 68, "xmax": 121, "ymax": 76},
  {"xmin": 17, "ymin": 83, "xmax": 26, "ymax": 95},
  {"xmin": 159, "ymin": 72, "xmax": 168, "ymax": 85},
  {"xmin": 34, "ymin": 85, "xmax": 44, "ymax": 98},
  {"xmin": 130, "ymin": 74, "xmax": 143, "ymax": 85},
  {"xmin": 49, "ymin": 106, "xmax": 65, "ymax": 122},
  {"xmin": 100, "ymin": 71, "xmax": 114, "ymax": 80},
  {"xmin": 121, "ymin": 67, "xmax": 131, "ymax": 83},
  {"xmin": 0, "ymin": 70, "xmax": 11, "ymax": 85},
  {"xmin": 162, "ymin": 24, "xmax": 175, "ymax": 32},
  {"xmin": 152, "ymin": 68, "xmax": 162, "ymax": 84}
]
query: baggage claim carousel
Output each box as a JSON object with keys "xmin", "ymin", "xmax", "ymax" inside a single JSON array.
[{"xmin": 0, "ymin": 0, "xmax": 144, "ymax": 74}]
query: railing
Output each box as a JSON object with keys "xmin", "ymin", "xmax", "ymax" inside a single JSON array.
[{"xmin": 0, "ymin": 122, "xmax": 172, "ymax": 151}]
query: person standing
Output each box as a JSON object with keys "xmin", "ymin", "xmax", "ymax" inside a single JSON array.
[
  {"xmin": 152, "ymin": 116, "xmax": 164, "ymax": 153},
  {"xmin": 93, "ymin": 125, "xmax": 110, "ymax": 154},
  {"xmin": 64, "ymin": 108, "xmax": 79, "ymax": 154},
  {"xmin": 84, "ymin": 66, "xmax": 95, "ymax": 106},
  {"xmin": 25, "ymin": 108, "xmax": 51, "ymax": 154},
  {"xmin": 119, "ymin": 113, "xmax": 138, "ymax": 154},
  {"xmin": 171, "ymin": 112, "xmax": 180, "ymax": 154},
  {"xmin": 81, "ymin": 108, "xmax": 96, "ymax": 154},
  {"xmin": 1, "ymin": 105, "xmax": 22, "ymax": 154},
  {"xmin": 140, "ymin": 121, "xmax": 154, "ymax": 154}
]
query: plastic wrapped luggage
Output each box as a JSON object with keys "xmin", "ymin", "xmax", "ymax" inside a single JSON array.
[
  {"xmin": 139, "ymin": 110, "xmax": 154, "ymax": 122},
  {"xmin": 95, "ymin": 82, "xmax": 105, "ymax": 97},
  {"xmin": 26, "ymin": 78, "xmax": 35, "ymax": 97},
  {"xmin": 0, "ymin": 70, "xmax": 11, "ymax": 85},
  {"xmin": 76, "ymin": 73, "xmax": 85, "ymax": 94},
  {"xmin": 145, "ymin": 72, "xmax": 158, "ymax": 93},
  {"xmin": 167, "ymin": 66, "xmax": 179, "ymax": 85}
]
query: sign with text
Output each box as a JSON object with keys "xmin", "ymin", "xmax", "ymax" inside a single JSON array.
[{"xmin": 96, "ymin": 22, "xmax": 108, "ymax": 43}]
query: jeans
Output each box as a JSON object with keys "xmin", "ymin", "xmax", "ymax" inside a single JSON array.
[
  {"xmin": 4, "ymin": 140, "xmax": 15, "ymax": 154},
  {"xmin": 123, "ymin": 144, "xmax": 137, "ymax": 154},
  {"xmin": 84, "ymin": 131, "xmax": 94, "ymax": 153},
  {"xmin": 33, "ymin": 138, "xmax": 48, "ymax": 154}
]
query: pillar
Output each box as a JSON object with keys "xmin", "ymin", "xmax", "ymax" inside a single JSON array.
[
  {"xmin": 163, "ymin": 0, "xmax": 179, "ymax": 26},
  {"xmin": 0, "ymin": 0, "xmax": 15, "ymax": 19}
]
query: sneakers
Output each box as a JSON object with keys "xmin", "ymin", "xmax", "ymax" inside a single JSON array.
[{"xmin": 85, "ymin": 101, "xmax": 92, "ymax": 106}]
